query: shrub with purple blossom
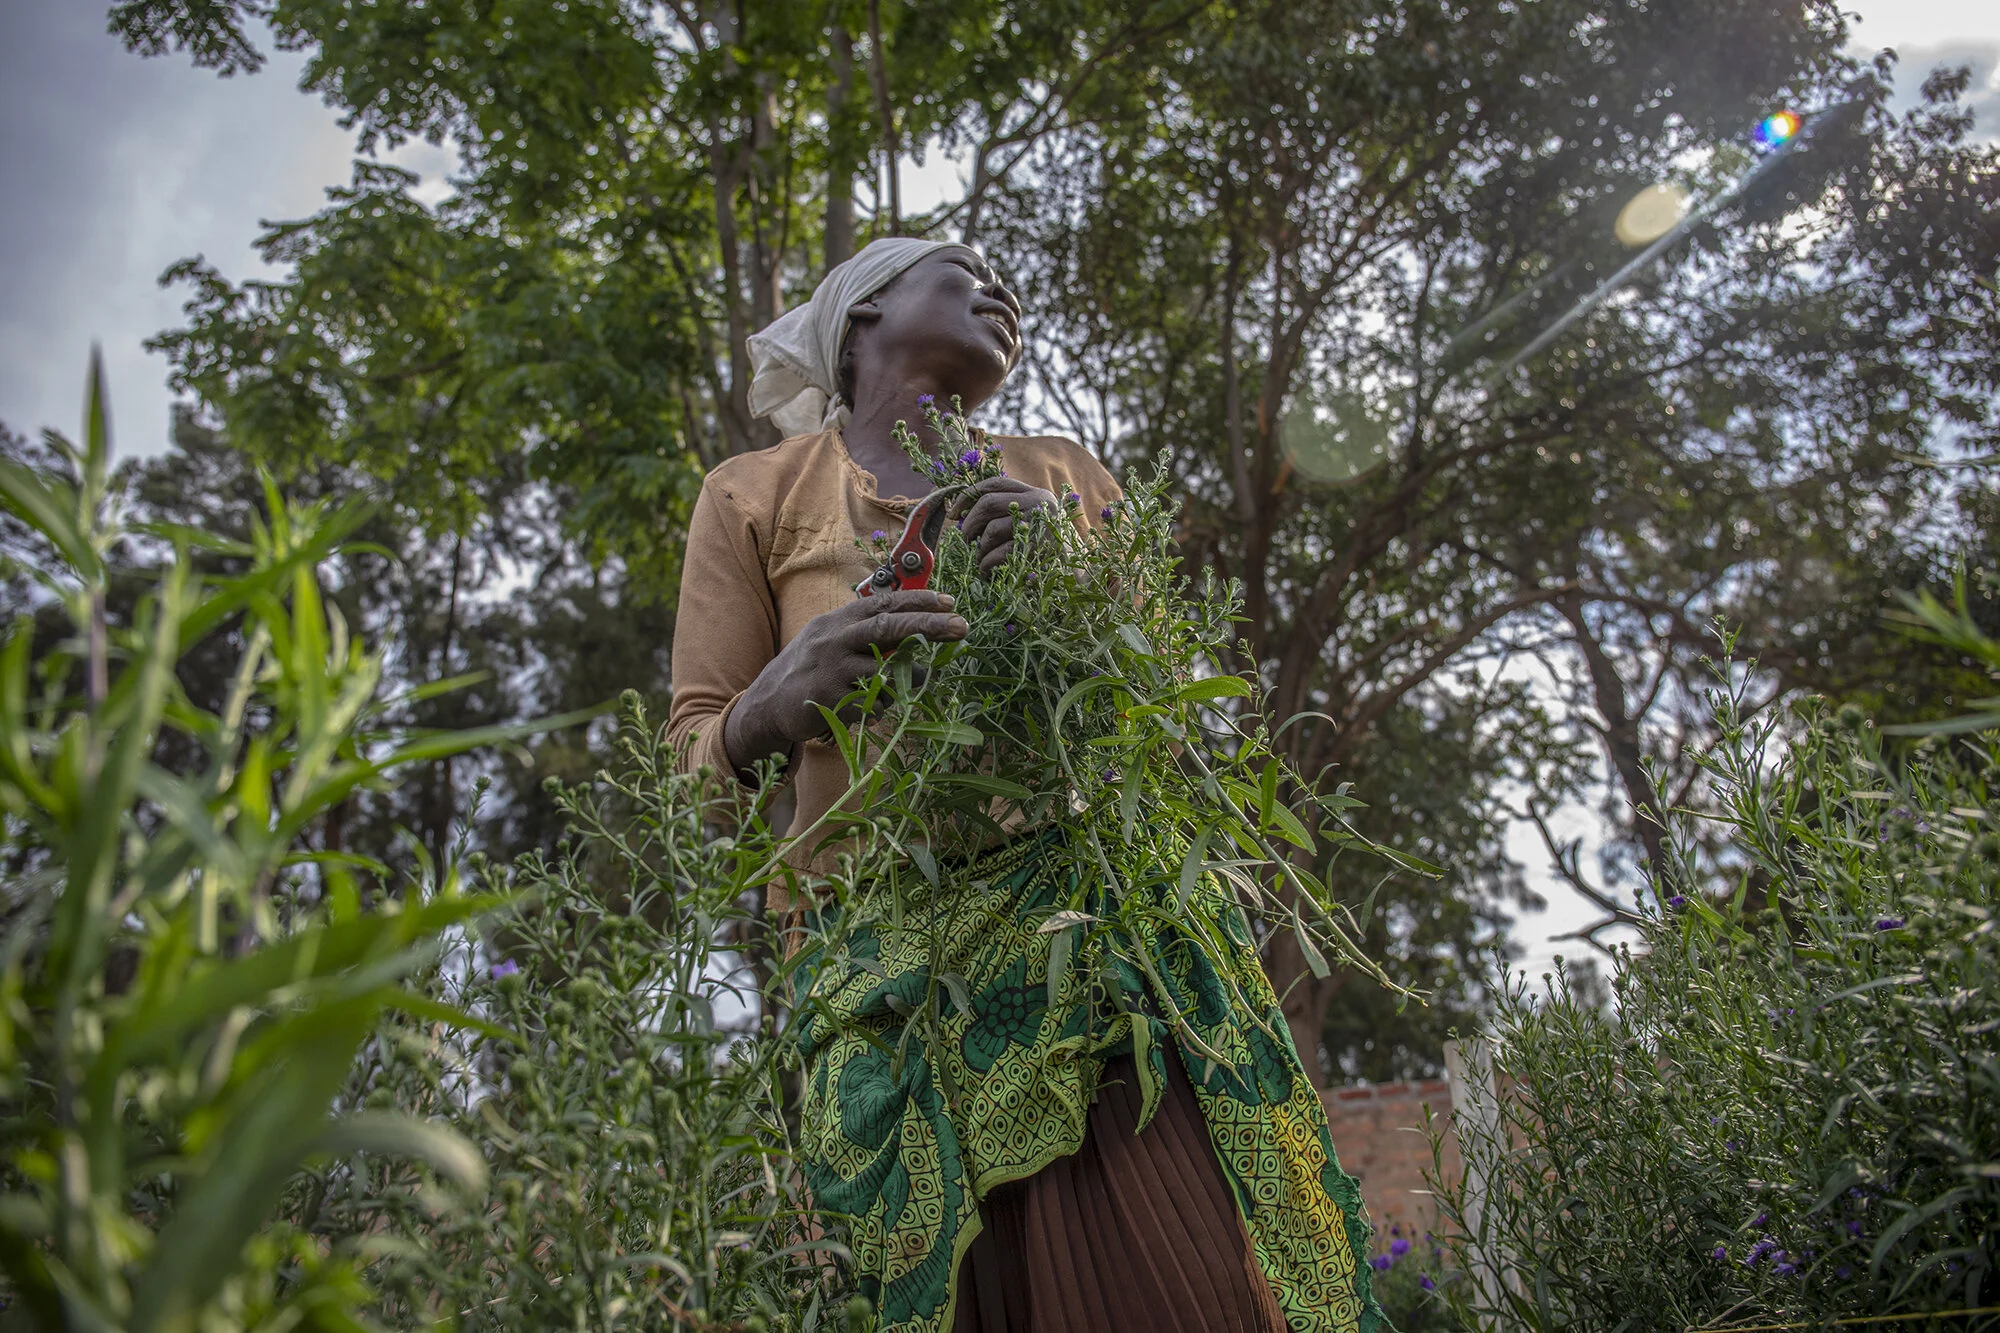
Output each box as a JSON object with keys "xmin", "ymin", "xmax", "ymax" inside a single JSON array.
[
  {"xmin": 1427, "ymin": 624, "xmax": 2000, "ymax": 1331},
  {"xmin": 1365, "ymin": 1230, "xmax": 1460, "ymax": 1332}
]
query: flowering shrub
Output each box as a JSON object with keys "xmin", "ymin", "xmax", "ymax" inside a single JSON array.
[
  {"xmin": 1430, "ymin": 625, "xmax": 2000, "ymax": 1331},
  {"xmin": 1366, "ymin": 1225, "xmax": 1459, "ymax": 1332}
]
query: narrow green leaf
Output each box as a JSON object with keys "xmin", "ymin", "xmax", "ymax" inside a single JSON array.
[
  {"xmin": 938, "ymin": 972, "xmax": 975, "ymax": 1020},
  {"xmin": 312, "ymin": 1111, "xmax": 488, "ymax": 1195},
  {"xmin": 908, "ymin": 719, "xmax": 984, "ymax": 746},
  {"xmin": 1046, "ymin": 923, "xmax": 1074, "ymax": 1004},
  {"xmin": 1116, "ymin": 623, "xmax": 1154, "ymax": 658},
  {"xmin": 1177, "ymin": 824, "xmax": 1218, "ymax": 912},
  {"xmin": 932, "ymin": 773, "xmax": 1035, "ymax": 801},
  {"xmin": 1050, "ymin": 672, "xmax": 1118, "ymax": 731},
  {"xmin": 130, "ymin": 1001, "xmax": 379, "ymax": 1332},
  {"xmin": 1293, "ymin": 914, "xmax": 1331, "ymax": 981},
  {"xmin": 387, "ymin": 988, "xmax": 520, "ymax": 1046},
  {"xmin": 0, "ymin": 461, "xmax": 95, "ymax": 580},
  {"xmin": 1175, "ymin": 675, "xmax": 1253, "ymax": 703},
  {"xmin": 1265, "ymin": 802, "xmax": 1316, "ymax": 852},
  {"xmin": 908, "ymin": 842, "xmax": 939, "ymax": 889}
]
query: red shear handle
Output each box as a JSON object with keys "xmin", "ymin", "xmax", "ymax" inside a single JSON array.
[{"xmin": 855, "ymin": 488, "xmax": 958, "ymax": 597}]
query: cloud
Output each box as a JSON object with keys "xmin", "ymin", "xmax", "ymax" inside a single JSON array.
[{"xmin": 0, "ymin": 1, "xmax": 353, "ymax": 457}]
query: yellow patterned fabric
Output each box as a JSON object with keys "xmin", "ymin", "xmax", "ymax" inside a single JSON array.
[{"xmin": 790, "ymin": 831, "xmax": 1385, "ymax": 1333}]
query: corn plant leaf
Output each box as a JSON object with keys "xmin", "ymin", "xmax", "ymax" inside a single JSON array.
[
  {"xmin": 0, "ymin": 461, "xmax": 96, "ymax": 581},
  {"xmin": 129, "ymin": 999, "xmax": 381, "ymax": 1333}
]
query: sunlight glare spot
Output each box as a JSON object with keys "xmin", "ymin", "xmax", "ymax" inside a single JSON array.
[{"xmin": 1614, "ymin": 182, "xmax": 1691, "ymax": 247}]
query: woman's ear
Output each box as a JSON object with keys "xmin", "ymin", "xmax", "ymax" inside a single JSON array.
[{"xmin": 845, "ymin": 296, "xmax": 883, "ymax": 329}]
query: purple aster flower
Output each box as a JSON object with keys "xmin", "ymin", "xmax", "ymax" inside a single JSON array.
[
  {"xmin": 1752, "ymin": 1213, "xmax": 1768, "ymax": 1228},
  {"xmin": 1100, "ymin": 504, "xmax": 1114, "ymax": 521},
  {"xmin": 1847, "ymin": 1220, "xmax": 1862, "ymax": 1236},
  {"xmin": 1064, "ymin": 489, "xmax": 1080, "ymax": 505},
  {"xmin": 871, "ymin": 529, "xmax": 887, "ymax": 542},
  {"xmin": 1668, "ymin": 894, "xmax": 1686, "ymax": 908},
  {"xmin": 1875, "ymin": 917, "xmax": 1904, "ymax": 931},
  {"xmin": 1711, "ymin": 1245, "xmax": 1728, "ymax": 1261},
  {"xmin": 1005, "ymin": 622, "xmax": 1017, "ymax": 636},
  {"xmin": 1390, "ymin": 1225, "xmax": 1401, "ymax": 1237},
  {"xmin": 960, "ymin": 448, "xmax": 982, "ymax": 467},
  {"xmin": 491, "ymin": 959, "xmax": 520, "ymax": 979},
  {"xmin": 1102, "ymin": 768, "xmax": 1118, "ymax": 782},
  {"xmin": 1390, "ymin": 1238, "xmax": 1411, "ymax": 1258},
  {"xmin": 1371, "ymin": 1254, "xmax": 1393, "ymax": 1272},
  {"xmin": 1836, "ymin": 1265, "xmax": 1852, "ymax": 1279},
  {"xmin": 917, "ymin": 393, "xmax": 935, "ymax": 406},
  {"xmin": 1773, "ymin": 1261, "xmax": 1797, "ymax": 1277},
  {"xmin": 1419, "ymin": 1275, "xmax": 1436, "ymax": 1291}
]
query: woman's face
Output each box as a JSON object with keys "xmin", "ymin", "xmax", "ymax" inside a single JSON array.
[{"xmin": 846, "ymin": 247, "xmax": 1023, "ymax": 409}]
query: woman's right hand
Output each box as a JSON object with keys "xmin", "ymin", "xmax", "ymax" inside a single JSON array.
[{"xmin": 723, "ymin": 589, "xmax": 967, "ymax": 779}]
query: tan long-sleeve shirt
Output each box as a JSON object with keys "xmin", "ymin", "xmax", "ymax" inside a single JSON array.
[{"xmin": 666, "ymin": 427, "xmax": 1123, "ymax": 909}]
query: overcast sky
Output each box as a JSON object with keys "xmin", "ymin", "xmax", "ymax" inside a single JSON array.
[
  {"xmin": 2, "ymin": 1, "xmax": 1995, "ymax": 459},
  {"xmin": 2, "ymin": 1, "xmax": 1995, "ymax": 973}
]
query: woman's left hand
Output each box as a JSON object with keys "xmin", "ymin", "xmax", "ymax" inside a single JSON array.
[{"xmin": 949, "ymin": 477, "xmax": 1061, "ymax": 573}]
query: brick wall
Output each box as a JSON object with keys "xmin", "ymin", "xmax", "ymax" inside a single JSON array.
[{"xmin": 1321, "ymin": 1078, "xmax": 1459, "ymax": 1240}]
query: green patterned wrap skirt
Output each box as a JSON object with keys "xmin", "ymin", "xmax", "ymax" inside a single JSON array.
[{"xmin": 789, "ymin": 831, "xmax": 1386, "ymax": 1333}]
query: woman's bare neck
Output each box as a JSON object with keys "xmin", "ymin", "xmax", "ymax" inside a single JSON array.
[{"xmin": 842, "ymin": 394, "xmax": 949, "ymax": 502}]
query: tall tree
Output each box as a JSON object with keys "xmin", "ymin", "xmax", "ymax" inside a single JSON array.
[
  {"xmin": 115, "ymin": 0, "xmax": 1200, "ymax": 594},
  {"xmin": 978, "ymin": 0, "xmax": 2000, "ymax": 1080},
  {"xmin": 109, "ymin": 0, "xmax": 2000, "ymax": 1086}
]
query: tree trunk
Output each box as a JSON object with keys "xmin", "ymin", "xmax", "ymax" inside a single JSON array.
[
  {"xmin": 866, "ymin": 0, "xmax": 900, "ymax": 234},
  {"xmin": 427, "ymin": 531, "xmax": 465, "ymax": 874},
  {"xmin": 825, "ymin": 22, "xmax": 857, "ymax": 268},
  {"xmin": 1558, "ymin": 593, "xmax": 1670, "ymax": 882}
]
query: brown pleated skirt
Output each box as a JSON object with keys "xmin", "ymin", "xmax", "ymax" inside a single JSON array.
[{"xmin": 952, "ymin": 1043, "xmax": 1290, "ymax": 1333}]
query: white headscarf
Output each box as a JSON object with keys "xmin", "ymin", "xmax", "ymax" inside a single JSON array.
[{"xmin": 746, "ymin": 237, "xmax": 952, "ymax": 438}]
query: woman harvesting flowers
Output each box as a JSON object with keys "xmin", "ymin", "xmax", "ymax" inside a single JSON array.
[{"xmin": 667, "ymin": 239, "xmax": 1386, "ymax": 1333}]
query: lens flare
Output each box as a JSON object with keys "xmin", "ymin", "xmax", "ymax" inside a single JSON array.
[
  {"xmin": 1614, "ymin": 182, "xmax": 1691, "ymax": 247},
  {"xmin": 1752, "ymin": 110, "xmax": 1802, "ymax": 150},
  {"xmin": 1281, "ymin": 391, "xmax": 1390, "ymax": 485}
]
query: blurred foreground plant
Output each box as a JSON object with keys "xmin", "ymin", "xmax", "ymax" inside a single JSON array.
[
  {"xmin": 1430, "ymin": 626, "xmax": 2000, "ymax": 1332},
  {"xmin": 0, "ymin": 359, "xmax": 562, "ymax": 1329},
  {"xmin": 302, "ymin": 702, "xmax": 856, "ymax": 1330}
]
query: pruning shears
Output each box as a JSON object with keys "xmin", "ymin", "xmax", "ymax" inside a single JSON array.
[{"xmin": 855, "ymin": 485, "xmax": 971, "ymax": 598}]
